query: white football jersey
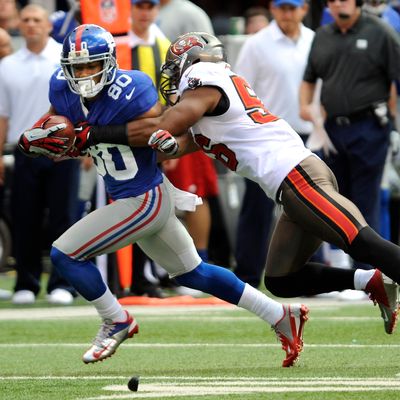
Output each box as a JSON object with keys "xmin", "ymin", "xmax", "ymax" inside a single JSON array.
[{"xmin": 179, "ymin": 62, "xmax": 313, "ymax": 200}]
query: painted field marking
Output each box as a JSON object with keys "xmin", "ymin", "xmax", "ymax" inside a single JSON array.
[
  {"xmin": 2, "ymin": 375, "xmax": 400, "ymax": 398},
  {"xmin": 1, "ymin": 342, "xmax": 400, "ymax": 349},
  {"xmin": 0, "ymin": 299, "xmax": 372, "ymax": 320},
  {"xmin": 86, "ymin": 377, "xmax": 400, "ymax": 399},
  {"xmin": 1, "ymin": 376, "xmax": 399, "ymax": 381}
]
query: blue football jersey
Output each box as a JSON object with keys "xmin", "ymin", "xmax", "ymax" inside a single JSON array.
[{"xmin": 49, "ymin": 68, "xmax": 163, "ymax": 200}]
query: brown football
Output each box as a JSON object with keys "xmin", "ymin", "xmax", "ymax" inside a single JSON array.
[{"xmin": 43, "ymin": 115, "xmax": 75, "ymax": 151}]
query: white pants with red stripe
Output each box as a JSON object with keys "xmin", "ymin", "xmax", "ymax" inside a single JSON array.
[{"xmin": 53, "ymin": 179, "xmax": 202, "ymax": 277}]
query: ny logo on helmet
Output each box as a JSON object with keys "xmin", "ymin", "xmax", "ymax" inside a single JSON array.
[{"xmin": 171, "ymin": 36, "xmax": 204, "ymax": 56}]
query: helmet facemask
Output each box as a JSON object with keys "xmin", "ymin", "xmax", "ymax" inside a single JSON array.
[
  {"xmin": 160, "ymin": 57, "xmax": 183, "ymax": 106},
  {"xmin": 61, "ymin": 50, "xmax": 117, "ymax": 98}
]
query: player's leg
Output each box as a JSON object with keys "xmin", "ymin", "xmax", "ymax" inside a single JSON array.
[
  {"xmin": 138, "ymin": 209, "xmax": 308, "ymax": 367},
  {"xmin": 50, "ymin": 186, "xmax": 170, "ymax": 362},
  {"xmin": 264, "ymin": 211, "xmax": 358, "ymax": 296},
  {"xmin": 282, "ymin": 156, "xmax": 400, "ymax": 283},
  {"xmin": 270, "ymin": 155, "xmax": 399, "ymax": 333}
]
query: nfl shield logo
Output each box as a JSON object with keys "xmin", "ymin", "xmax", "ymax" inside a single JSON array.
[{"xmin": 100, "ymin": 0, "xmax": 117, "ymax": 23}]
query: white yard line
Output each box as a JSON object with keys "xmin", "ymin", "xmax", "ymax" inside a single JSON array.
[
  {"xmin": 86, "ymin": 378, "xmax": 400, "ymax": 399},
  {"xmin": 0, "ymin": 342, "xmax": 399, "ymax": 348},
  {"xmin": 80, "ymin": 386, "xmax": 400, "ymax": 399},
  {"xmin": 0, "ymin": 305, "xmax": 235, "ymax": 320},
  {"xmin": 0, "ymin": 298, "xmax": 371, "ymax": 320},
  {"xmin": 2, "ymin": 375, "xmax": 399, "ymax": 399},
  {"xmin": 0, "ymin": 308, "xmax": 377, "ymax": 321},
  {"xmin": 1, "ymin": 376, "xmax": 399, "ymax": 382}
]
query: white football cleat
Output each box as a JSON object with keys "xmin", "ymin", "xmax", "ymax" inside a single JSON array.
[
  {"xmin": 83, "ymin": 311, "xmax": 139, "ymax": 364},
  {"xmin": 272, "ymin": 304, "xmax": 309, "ymax": 367},
  {"xmin": 365, "ymin": 270, "xmax": 399, "ymax": 334}
]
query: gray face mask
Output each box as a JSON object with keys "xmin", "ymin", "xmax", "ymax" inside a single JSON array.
[{"xmin": 77, "ymin": 78, "xmax": 103, "ymax": 98}]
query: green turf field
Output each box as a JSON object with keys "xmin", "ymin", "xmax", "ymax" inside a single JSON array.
[{"xmin": 0, "ymin": 297, "xmax": 400, "ymax": 400}]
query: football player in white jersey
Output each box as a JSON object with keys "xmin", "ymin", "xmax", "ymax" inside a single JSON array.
[
  {"xmin": 52, "ymin": 32, "xmax": 400, "ymax": 338},
  {"xmin": 19, "ymin": 26, "xmax": 311, "ymax": 368}
]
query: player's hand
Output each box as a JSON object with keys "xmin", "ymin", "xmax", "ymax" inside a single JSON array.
[
  {"xmin": 18, "ymin": 115, "xmax": 71, "ymax": 158},
  {"xmin": 63, "ymin": 122, "xmax": 92, "ymax": 158},
  {"xmin": 148, "ymin": 129, "xmax": 178, "ymax": 155},
  {"xmin": 74, "ymin": 122, "xmax": 91, "ymax": 150}
]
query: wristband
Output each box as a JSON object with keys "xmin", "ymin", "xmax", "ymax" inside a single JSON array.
[{"xmin": 90, "ymin": 125, "xmax": 128, "ymax": 146}]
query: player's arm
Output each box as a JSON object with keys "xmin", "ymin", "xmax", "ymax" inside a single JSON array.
[
  {"xmin": 299, "ymin": 81, "xmax": 316, "ymax": 122},
  {"xmin": 68, "ymin": 88, "xmax": 219, "ymax": 152},
  {"xmin": 125, "ymin": 86, "xmax": 222, "ymax": 146},
  {"xmin": 73, "ymin": 102, "xmax": 164, "ymax": 149}
]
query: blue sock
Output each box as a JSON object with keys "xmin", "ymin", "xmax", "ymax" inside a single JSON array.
[
  {"xmin": 174, "ymin": 261, "xmax": 245, "ymax": 304},
  {"xmin": 197, "ymin": 248, "xmax": 208, "ymax": 262},
  {"xmin": 50, "ymin": 247, "xmax": 106, "ymax": 301}
]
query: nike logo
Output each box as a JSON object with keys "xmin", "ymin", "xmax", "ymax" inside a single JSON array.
[
  {"xmin": 125, "ymin": 87, "xmax": 136, "ymax": 100},
  {"xmin": 93, "ymin": 344, "xmax": 110, "ymax": 359},
  {"xmin": 75, "ymin": 126, "xmax": 83, "ymax": 132}
]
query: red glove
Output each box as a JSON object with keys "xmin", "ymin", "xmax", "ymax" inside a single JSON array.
[
  {"xmin": 64, "ymin": 122, "xmax": 92, "ymax": 157},
  {"xmin": 18, "ymin": 115, "xmax": 71, "ymax": 158}
]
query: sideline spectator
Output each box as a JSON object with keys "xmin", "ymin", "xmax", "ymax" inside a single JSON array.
[
  {"xmin": 363, "ymin": 0, "xmax": 400, "ymax": 32},
  {"xmin": 244, "ymin": 6, "xmax": 270, "ymax": 34},
  {"xmin": 0, "ymin": 0, "xmax": 19, "ymax": 36},
  {"xmin": 0, "ymin": 4, "xmax": 79, "ymax": 305},
  {"xmin": 0, "ymin": 26, "xmax": 11, "ymax": 57},
  {"xmin": 300, "ymin": 0, "xmax": 400, "ymax": 272},
  {"xmin": 0, "ymin": 26, "xmax": 11, "ymax": 300}
]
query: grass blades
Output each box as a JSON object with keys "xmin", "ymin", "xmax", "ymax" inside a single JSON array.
[{"xmin": 0, "ymin": 300, "xmax": 400, "ymax": 399}]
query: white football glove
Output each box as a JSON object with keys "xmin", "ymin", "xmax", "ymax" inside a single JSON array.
[{"xmin": 148, "ymin": 129, "xmax": 179, "ymax": 155}]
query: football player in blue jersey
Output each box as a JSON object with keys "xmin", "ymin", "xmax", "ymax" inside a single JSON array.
[{"xmin": 18, "ymin": 24, "xmax": 309, "ymax": 368}]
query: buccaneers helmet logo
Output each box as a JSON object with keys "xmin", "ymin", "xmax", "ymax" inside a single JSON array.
[{"xmin": 171, "ymin": 36, "xmax": 204, "ymax": 56}]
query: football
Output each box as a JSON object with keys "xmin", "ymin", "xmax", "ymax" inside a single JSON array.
[{"xmin": 43, "ymin": 115, "xmax": 75, "ymax": 151}]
